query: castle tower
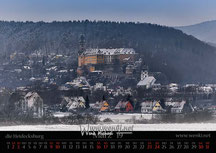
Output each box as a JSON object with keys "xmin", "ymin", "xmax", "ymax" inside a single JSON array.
[
  {"xmin": 78, "ymin": 34, "xmax": 86, "ymax": 67},
  {"xmin": 79, "ymin": 34, "xmax": 85, "ymax": 55}
]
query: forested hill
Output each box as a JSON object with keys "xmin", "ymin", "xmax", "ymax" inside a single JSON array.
[{"xmin": 0, "ymin": 20, "xmax": 216, "ymax": 83}]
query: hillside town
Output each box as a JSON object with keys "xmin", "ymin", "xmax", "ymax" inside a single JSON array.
[{"xmin": 0, "ymin": 35, "xmax": 216, "ymax": 124}]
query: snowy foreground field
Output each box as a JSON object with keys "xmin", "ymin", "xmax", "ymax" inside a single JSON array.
[
  {"xmin": 1, "ymin": 113, "xmax": 215, "ymax": 131},
  {"xmin": 0, "ymin": 123, "xmax": 216, "ymax": 131}
]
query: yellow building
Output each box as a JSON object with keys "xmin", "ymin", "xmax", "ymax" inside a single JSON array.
[
  {"xmin": 153, "ymin": 101, "xmax": 161, "ymax": 111},
  {"xmin": 100, "ymin": 101, "xmax": 109, "ymax": 112},
  {"xmin": 153, "ymin": 101, "xmax": 166, "ymax": 113},
  {"xmin": 78, "ymin": 54, "xmax": 104, "ymax": 67},
  {"xmin": 78, "ymin": 48, "xmax": 136, "ymax": 67}
]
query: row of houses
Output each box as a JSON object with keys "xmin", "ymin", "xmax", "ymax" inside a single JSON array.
[
  {"xmin": 90, "ymin": 100, "xmax": 134, "ymax": 112},
  {"xmin": 14, "ymin": 91, "xmax": 194, "ymax": 119},
  {"xmin": 59, "ymin": 95, "xmax": 193, "ymax": 114},
  {"xmin": 60, "ymin": 96, "xmax": 86, "ymax": 112},
  {"xmin": 60, "ymin": 97, "xmax": 134, "ymax": 113},
  {"xmin": 140, "ymin": 100, "xmax": 192, "ymax": 114}
]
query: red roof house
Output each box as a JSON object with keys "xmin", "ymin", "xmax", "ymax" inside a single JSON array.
[{"xmin": 115, "ymin": 101, "xmax": 134, "ymax": 112}]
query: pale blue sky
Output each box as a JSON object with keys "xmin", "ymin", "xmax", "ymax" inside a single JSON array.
[{"xmin": 0, "ymin": 0, "xmax": 215, "ymax": 26}]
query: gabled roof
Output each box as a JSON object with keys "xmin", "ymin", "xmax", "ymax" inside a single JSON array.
[
  {"xmin": 153, "ymin": 101, "xmax": 165, "ymax": 111},
  {"xmin": 165, "ymin": 101, "xmax": 186, "ymax": 109},
  {"xmin": 24, "ymin": 92, "xmax": 43, "ymax": 108},
  {"xmin": 137, "ymin": 76, "xmax": 156, "ymax": 86},
  {"xmin": 24, "ymin": 92, "xmax": 40, "ymax": 99},
  {"xmin": 115, "ymin": 101, "xmax": 131, "ymax": 109},
  {"xmin": 63, "ymin": 96, "xmax": 85, "ymax": 104},
  {"xmin": 63, "ymin": 96, "xmax": 86, "ymax": 110},
  {"xmin": 83, "ymin": 48, "xmax": 136, "ymax": 56},
  {"xmin": 100, "ymin": 101, "xmax": 109, "ymax": 111},
  {"xmin": 102, "ymin": 101, "xmax": 109, "ymax": 107},
  {"xmin": 66, "ymin": 77, "xmax": 90, "ymax": 88}
]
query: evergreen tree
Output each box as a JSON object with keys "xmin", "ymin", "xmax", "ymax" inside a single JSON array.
[
  {"xmin": 159, "ymin": 98, "xmax": 166, "ymax": 109},
  {"xmin": 102, "ymin": 95, "xmax": 106, "ymax": 101},
  {"xmin": 0, "ymin": 20, "xmax": 216, "ymax": 83},
  {"xmin": 85, "ymin": 95, "xmax": 90, "ymax": 109},
  {"xmin": 126, "ymin": 94, "xmax": 134, "ymax": 107}
]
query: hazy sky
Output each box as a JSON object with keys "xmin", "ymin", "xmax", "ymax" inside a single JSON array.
[{"xmin": 0, "ymin": 0, "xmax": 216, "ymax": 26}]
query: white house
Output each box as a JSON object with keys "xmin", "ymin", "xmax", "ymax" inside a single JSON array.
[
  {"xmin": 165, "ymin": 100, "xmax": 186, "ymax": 114},
  {"xmin": 140, "ymin": 101, "xmax": 156, "ymax": 113},
  {"xmin": 169, "ymin": 83, "xmax": 179, "ymax": 92},
  {"xmin": 90, "ymin": 101, "xmax": 102, "ymax": 111},
  {"xmin": 141, "ymin": 100, "xmax": 187, "ymax": 114},
  {"xmin": 66, "ymin": 77, "xmax": 90, "ymax": 89},
  {"xmin": 93, "ymin": 83, "xmax": 107, "ymax": 91},
  {"xmin": 199, "ymin": 86, "xmax": 213, "ymax": 94},
  {"xmin": 22, "ymin": 92, "xmax": 44, "ymax": 118},
  {"xmin": 137, "ymin": 70, "xmax": 156, "ymax": 89},
  {"xmin": 141, "ymin": 101, "xmax": 166, "ymax": 114}
]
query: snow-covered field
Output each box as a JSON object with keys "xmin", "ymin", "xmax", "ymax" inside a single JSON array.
[
  {"xmin": 0, "ymin": 123, "xmax": 216, "ymax": 131},
  {"xmin": 1, "ymin": 113, "xmax": 215, "ymax": 131},
  {"xmin": 52, "ymin": 112, "xmax": 154, "ymax": 120}
]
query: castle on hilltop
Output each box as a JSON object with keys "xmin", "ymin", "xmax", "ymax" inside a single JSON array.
[{"xmin": 77, "ymin": 34, "xmax": 137, "ymax": 73}]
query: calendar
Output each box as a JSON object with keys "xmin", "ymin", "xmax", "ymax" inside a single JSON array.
[{"xmin": 1, "ymin": 131, "xmax": 215, "ymax": 152}]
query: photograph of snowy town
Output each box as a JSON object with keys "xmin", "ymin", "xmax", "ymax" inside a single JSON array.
[{"xmin": 0, "ymin": 0, "xmax": 216, "ymax": 131}]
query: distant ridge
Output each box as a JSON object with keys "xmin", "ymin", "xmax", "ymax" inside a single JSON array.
[{"xmin": 176, "ymin": 20, "xmax": 216, "ymax": 44}]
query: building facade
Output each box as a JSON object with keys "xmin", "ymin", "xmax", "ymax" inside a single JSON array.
[
  {"xmin": 137, "ymin": 70, "xmax": 156, "ymax": 89},
  {"xmin": 21, "ymin": 92, "xmax": 44, "ymax": 118},
  {"xmin": 78, "ymin": 48, "xmax": 136, "ymax": 67}
]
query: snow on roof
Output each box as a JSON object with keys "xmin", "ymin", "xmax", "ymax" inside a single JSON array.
[
  {"xmin": 140, "ymin": 101, "xmax": 157, "ymax": 107},
  {"xmin": 25, "ymin": 92, "xmax": 40, "ymax": 99},
  {"xmin": 64, "ymin": 96, "xmax": 86, "ymax": 110},
  {"xmin": 137, "ymin": 76, "xmax": 156, "ymax": 86},
  {"xmin": 199, "ymin": 86, "xmax": 213, "ymax": 93},
  {"xmin": 91, "ymin": 70, "xmax": 103, "ymax": 73},
  {"xmin": 84, "ymin": 48, "xmax": 136, "ymax": 56},
  {"xmin": 24, "ymin": 92, "xmax": 43, "ymax": 108},
  {"xmin": 63, "ymin": 96, "xmax": 85, "ymax": 104},
  {"xmin": 59, "ymin": 70, "xmax": 68, "ymax": 73},
  {"xmin": 169, "ymin": 83, "xmax": 178, "ymax": 87},
  {"xmin": 66, "ymin": 77, "xmax": 90, "ymax": 87},
  {"xmin": 16, "ymin": 87, "xmax": 29, "ymax": 91},
  {"xmin": 165, "ymin": 101, "xmax": 186, "ymax": 109},
  {"xmin": 115, "ymin": 101, "xmax": 131, "ymax": 109}
]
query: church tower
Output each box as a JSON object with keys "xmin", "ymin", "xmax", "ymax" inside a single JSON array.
[{"xmin": 141, "ymin": 65, "xmax": 149, "ymax": 80}]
